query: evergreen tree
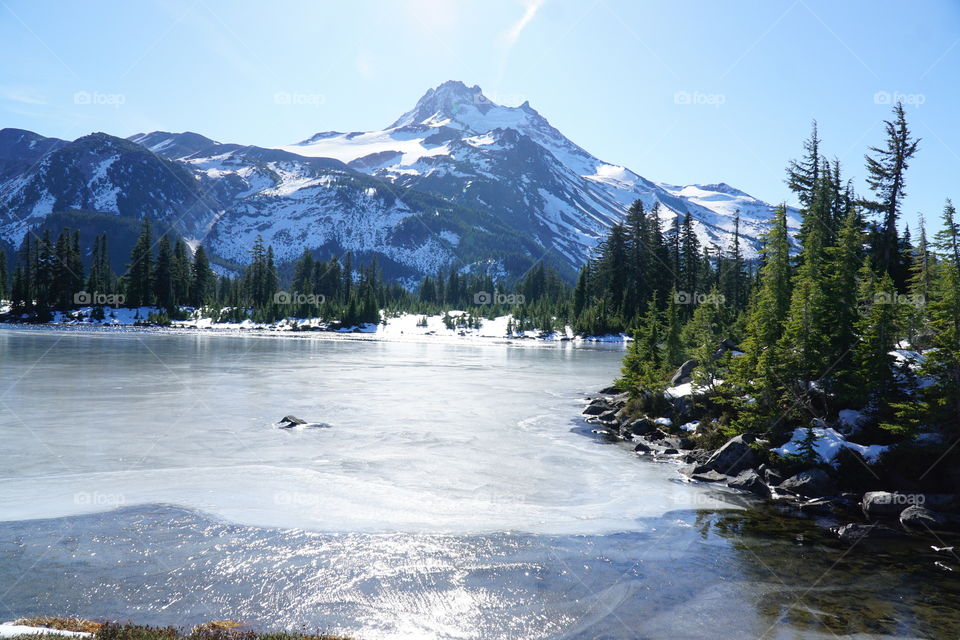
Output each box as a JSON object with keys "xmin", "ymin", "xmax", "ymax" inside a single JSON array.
[
  {"xmin": 663, "ymin": 289, "xmax": 684, "ymax": 368},
  {"xmin": 864, "ymin": 101, "xmax": 920, "ymax": 284},
  {"xmin": 154, "ymin": 234, "xmax": 174, "ymax": 311},
  {"xmin": 786, "ymin": 120, "xmax": 821, "ymax": 209},
  {"xmin": 189, "ymin": 245, "xmax": 214, "ymax": 307},
  {"xmin": 0, "ymin": 248, "xmax": 6, "ymax": 301},
  {"xmin": 126, "ymin": 219, "xmax": 154, "ymax": 307},
  {"xmin": 919, "ymin": 200, "xmax": 960, "ymax": 435},
  {"xmin": 850, "ymin": 271, "xmax": 903, "ymax": 415},
  {"xmin": 679, "ymin": 213, "xmax": 700, "ymax": 301},
  {"xmin": 172, "ymin": 239, "xmax": 191, "ymax": 307}
]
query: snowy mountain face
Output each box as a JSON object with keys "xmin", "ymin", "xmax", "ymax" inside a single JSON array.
[
  {"xmin": 0, "ymin": 81, "xmax": 798, "ymax": 281},
  {"xmin": 279, "ymin": 81, "xmax": 798, "ymax": 268}
]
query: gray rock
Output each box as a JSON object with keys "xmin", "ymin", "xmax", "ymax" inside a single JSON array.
[
  {"xmin": 582, "ymin": 401, "xmax": 610, "ymax": 416},
  {"xmin": 626, "ymin": 418, "xmax": 656, "ymax": 436},
  {"xmin": 692, "ymin": 470, "xmax": 730, "ymax": 483},
  {"xmin": 598, "ymin": 408, "xmax": 619, "ymax": 421},
  {"xmin": 712, "ymin": 338, "xmax": 740, "ymax": 360},
  {"xmin": 862, "ymin": 491, "xmax": 924, "ymax": 518},
  {"xmin": 728, "ymin": 469, "xmax": 769, "ymax": 497},
  {"xmin": 700, "ymin": 434, "xmax": 758, "ymax": 476},
  {"xmin": 278, "ymin": 415, "xmax": 307, "ymax": 428},
  {"xmin": 778, "ymin": 468, "xmax": 837, "ymax": 498},
  {"xmin": 900, "ymin": 505, "xmax": 959, "ymax": 532},
  {"xmin": 833, "ymin": 523, "xmax": 906, "ymax": 544},
  {"xmin": 662, "ymin": 448, "xmax": 679, "ymax": 455},
  {"xmin": 634, "ymin": 441, "xmax": 654, "ymax": 453},
  {"xmin": 670, "ymin": 359, "xmax": 698, "ymax": 385}
]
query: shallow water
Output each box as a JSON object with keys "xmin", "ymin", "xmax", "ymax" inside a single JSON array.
[{"xmin": 1, "ymin": 328, "xmax": 959, "ymax": 639}]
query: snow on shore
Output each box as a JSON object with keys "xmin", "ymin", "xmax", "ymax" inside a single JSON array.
[
  {"xmin": 773, "ymin": 426, "xmax": 888, "ymax": 465},
  {"xmin": 7, "ymin": 306, "xmax": 634, "ymax": 345},
  {"xmin": 0, "ymin": 624, "xmax": 91, "ymax": 638}
]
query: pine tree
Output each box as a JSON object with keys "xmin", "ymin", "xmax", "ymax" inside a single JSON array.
[
  {"xmin": 775, "ymin": 222, "xmax": 832, "ymax": 420},
  {"xmin": 904, "ymin": 216, "xmax": 933, "ymax": 348},
  {"xmin": 679, "ymin": 213, "xmax": 700, "ymax": 302},
  {"xmin": 720, "ymin": 213, "xmax": 746, "ymax": 311},
  {"xmin": 618, "ymin": 293, "xmax": 664, "ymax": 392},
  {"xmin": 685, "ymin": 285, "xmax": 724, "ymax": 392},
  {"xmin": 189, "ymin": 245, "xmax": 214, "ymax": 307},
  {"xmin": 0, "ymin": 248, "xmax": 7, "ymax": 301},
  {"xmin": 850, "ymin": 271, "xmax": 904, "ymax": 416},
  {"xmin": 786, "ymin": 120, "xmax": 821, "ymax": 209},
  {"xmin": 663, "ymin": 289, "xmax": 684, "ymax": 368},
  {"xmin": 919, "ymin": 200, "xmax": 960, "ymax": 435},
  {"xmin": 172, "ymin": 239, "xmax": 191, "ymax": 307},
  {"xmin": 864, "ymin": 101, "xmax": 920, "ymax": 284},
  {"xmin": 126, "ymin": 219, "xmax": 154, "ymax": 307},
  {"xmin": 154, "ymin": 234, "xmax": 174, "ymax": 311},
  {"xmin": 736, "ymin": 205, "xmax": 792, "ymax": 382},
  {"xmin": 825, "ymin": 206, "xmax": 865, "ymax": 377}
]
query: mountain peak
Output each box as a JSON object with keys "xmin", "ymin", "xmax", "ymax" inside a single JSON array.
[{"xmin": 389, "ymin": 80, "xmax": 498, "ymax": 129}]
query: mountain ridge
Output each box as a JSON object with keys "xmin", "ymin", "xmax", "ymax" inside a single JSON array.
[{"xmin": 0, "ymin": 81, "xmax": 800, "ymax": 282}]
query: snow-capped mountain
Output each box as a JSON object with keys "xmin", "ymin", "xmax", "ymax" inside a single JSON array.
[
  {"xmin": 0, "ymin": 81, "xmax": 799, "ymax": 281},
  {"xmin": 279, "ymin": 81, "xmax": 799, "ymax": 267}
]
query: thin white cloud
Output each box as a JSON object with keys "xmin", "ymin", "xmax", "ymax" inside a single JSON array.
[
  {"xmin": 502, "ymin": 0, "xmax": 545, "ymax": 49},
  {"xmin": 1, "ymin": 85, "xmax": 47, "ymax": 105}
]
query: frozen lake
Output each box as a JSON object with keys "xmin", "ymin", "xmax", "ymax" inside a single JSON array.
[{"xmin": 1, "ymin": 328, "xmax": 956, "ymax": 639}]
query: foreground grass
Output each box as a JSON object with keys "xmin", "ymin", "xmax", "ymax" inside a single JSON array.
[{"xmin": 8, "ymin": 621, "xmax": 355, "ymax": 640}]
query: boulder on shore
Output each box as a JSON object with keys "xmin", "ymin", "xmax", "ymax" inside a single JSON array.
[
  {"xmin": 728, "ymin": 469, "xmax": 770, "ymax": 497},
  {"xmin": 698, "ymin": 434, "xmax": 758, "ymax": 476},
  {"xmin": 778, "ymin": 468, "xmax": 837, "ymax": 498}
]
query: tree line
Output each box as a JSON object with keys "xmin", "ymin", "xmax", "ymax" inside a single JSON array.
[{"xmin": 615, "ymin": 102, "xmax": 959, "ymax": 447}]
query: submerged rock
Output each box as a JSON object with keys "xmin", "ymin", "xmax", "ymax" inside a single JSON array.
[
  {"xmin": 900, "ymin": 505, "xmax": 960, "ymax": 532},
  {"xmin": 832, "ymin": 522, "xmax": 906, "ymax": 544}
]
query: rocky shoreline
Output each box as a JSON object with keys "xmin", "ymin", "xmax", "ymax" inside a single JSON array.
[{"xmin": 582, "ymin": 387, "xmax": 960, "ymax": 549}]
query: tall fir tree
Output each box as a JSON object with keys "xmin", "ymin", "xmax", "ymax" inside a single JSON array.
[
  {"xmin": 126, "ymin": 219, "xmax": 154, "ymax": 307},
  {"xmin": 864, "ymin": 101, "xmax": 920, "ymax": 286}
]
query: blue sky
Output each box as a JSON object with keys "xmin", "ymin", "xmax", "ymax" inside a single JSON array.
[{"xmin": 2, "ymin": 0, "xmax": 958, "ymax": 231}]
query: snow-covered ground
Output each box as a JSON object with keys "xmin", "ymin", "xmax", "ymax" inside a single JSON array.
[
  {"xmin": 773, "ymin": 426, "xmax": 888, "ymax": 465},
  {"xmin": 13, "ymin": 307, "xmax": 631, "ymax": 346},
  {"xmin": 0, "ymin": 624, "xmax": 90, "ymax": 638}
]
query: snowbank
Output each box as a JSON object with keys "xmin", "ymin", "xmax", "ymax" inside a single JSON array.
[
  {"xmin": 773, "ymin": 427, "xmax": 887, "ymax": 465},
  {"xmin": 679, "ymin": 420, "xmax": 700, "ymax": 433},
  {"xmin": 0, "ymin": 624, "xmax": 91, "ymax": 638}
]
